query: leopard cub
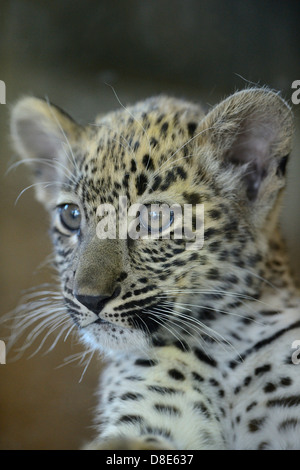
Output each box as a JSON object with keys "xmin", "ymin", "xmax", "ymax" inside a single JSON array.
[{"xmin": 11, "ymin": 88, "xmax": 300, "ymax": 449}]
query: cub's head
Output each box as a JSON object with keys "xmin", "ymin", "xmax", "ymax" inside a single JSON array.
[{"xmin": 10, "ymin": 89, "xmax": 293, "ymax": 353}]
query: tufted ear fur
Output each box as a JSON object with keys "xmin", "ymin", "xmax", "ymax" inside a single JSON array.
[
  {"xmin": 10, "ymin": 97, "xmax": 81, "ymax": 207},
  {"xmin": 197, "ymin": 88, "xmax": 294, "ymax": 223}
]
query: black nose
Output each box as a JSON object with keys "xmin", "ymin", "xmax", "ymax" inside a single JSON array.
[{"xmin": 75, "ymin": 285, "xmax": 121, "ymax": 314}]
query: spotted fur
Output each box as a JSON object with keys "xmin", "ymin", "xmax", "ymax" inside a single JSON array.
[{"xmin": 10, "ymin": 88, "xmax": 300, "ymax": 449}]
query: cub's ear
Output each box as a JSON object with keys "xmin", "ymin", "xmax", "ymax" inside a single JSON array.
[
  {"xmin": 10, "ymin": 97, "xmax": 81, "ymax": 206},
  {"xmin": 198, "ymin": 88, "xmax": 294, "ymax": 209}
]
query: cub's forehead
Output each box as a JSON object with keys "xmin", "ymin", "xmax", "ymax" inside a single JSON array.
[
  {"xmin": 83, "ymin": 96, "xmax": 204, "ymax": 170},
  {"xmin": 67, "ymin": 96, "xmax": 206, "ymax": 209}
]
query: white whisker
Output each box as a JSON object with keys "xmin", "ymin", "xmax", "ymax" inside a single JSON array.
[
  {"xmin": 14, "ymin": 181, "xmax": 60, "ymax": 206},
  {"xmin": 78, "ymin": 350, "xmax": 95, "ymax": 383},
  {"xmin": 162, "ymin": 299, "xmax": 264, "ymax": 327},
  {"xmin": 105, "ymin": 83, "xmax": 152, "ymax": 158},
  {"xmin": 45, "ymin": 96, "xmax": 80, "ymax": 176}
]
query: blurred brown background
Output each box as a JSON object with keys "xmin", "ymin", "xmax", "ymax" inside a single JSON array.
[{"xmin": 0, "ymin": 0, "xmax": 300, "ymax": 449}]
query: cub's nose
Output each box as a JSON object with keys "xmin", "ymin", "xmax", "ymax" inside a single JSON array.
[{"xmin": 75, "ymin": 285, "xmax": 121, "ymax": 314}]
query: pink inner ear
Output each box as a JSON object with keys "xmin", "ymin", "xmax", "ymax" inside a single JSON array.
[
  {"xmin": 224, "ymin": 118, "xmax": 276, "ymax": 201},
  {"xmin": 17, "ymin": 118, "xmax": 61, "ymax": 162}
]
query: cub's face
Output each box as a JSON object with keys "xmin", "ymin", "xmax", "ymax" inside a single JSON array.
[{"xmin": 11, "ymin": 91, "xmax": 293, "ymax": 353}]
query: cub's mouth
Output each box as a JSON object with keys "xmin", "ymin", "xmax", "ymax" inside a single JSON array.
[
  {"xmin": 94, "ymin": 311, "xmax": 161, "ymax": 334},
  {"xmin": 65, "ymin": 295, "xmax": 162, "ymax": 334}
]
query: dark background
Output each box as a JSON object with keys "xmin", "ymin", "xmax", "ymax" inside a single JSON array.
[
  {"xmin": 0, "ymin": 0, "xmax": 299, "ymax": 450},
  {"xmin": 2, "ymin": 0, "xmax": 300, "ymax": 92}
]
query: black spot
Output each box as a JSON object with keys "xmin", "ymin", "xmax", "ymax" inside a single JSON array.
[
  {"xmin": 168, "ymin": 369, "xmax": 185, "ymax": 381},
  {"xmin": 150, "ymin": 176, "xmax": 162, "ymax": 192},
  {"xmin": 150, "ymin": 137, "xmax": 158, "ymax": 148},
  {"xmin": 112, "ymin": 189, "xmax": 119, "ymax": 199},
  {"xmin": 133, "ymin": 141, "xmax": 140, "ymax": 152},
  {"xmin": 209, "ymin": 378, "xmax": 220, "ymax": 387},
  {"xmin": 245, "ymin": 274, "xmax": 253, "ymax": 287},
  {"xmin": 156, "ymin": 114, "xmax": 165, "ymax": 124},
  {"xmin": 244, "ymin": 376, "xmax": 252, "ymax": 387},
  {"xmin": 118, "ymin": 415, "xmax": 144, "ymax": 424},
  {"xmin": 142, "ymin": 154, "xmax": 155, "ymax": 171},
  {"xmin": 154, "ymin": 404, "xmax": 181, "ymax": 416},
  {"xmin": 118, "ymin": 297, "xmax": 150, "ymax": 311},
  {"xmin": 248, "ymin": 417, "xmax": 266, "ymax": 432},
  {"xmin": 264, "ymin": 382, "xmax": 277, "ymax": 393},
  {"xmin": 246, "ymin": 401, "xmax": 257, "ymax": 412},
  {"xmin": 228, "ymin": 321, "xmax": 300, "ymax": 368},
  {"xmin": 143, "ymin": 425, "xmax": 171, "ymax": 440},
  {"xmin": 136, "ymin": 173, "xmax": 148, "ymax": 195},
  {"xmin": 130, "ymin": 159, "xmax": 137, "ymax": 172},
  {"xmin": 173, "ymin": 259, "xmax": 186, "ymax": 267},
  {"xmin": 208, "ymin": 209, "xmax": 222, "ymax": 220},
  {"xmin": 194, "ymin": 348, "xmax": 217, "ymax": 367},
  {"xmin": 176, "ymin": 166, "xmax": 187, "ymax": 180},
  {"xmin": 280, "ymin": 377, "xmax": 292, "ymax": 387},
  {"xmin": 257, "ymin": 441, "xmax": 270, "ymax": 450},
  {"xmin": 218, "ymin": 250, "xmax": 229, "ymax": 261},
  {"xmin": 122, "ymin": 292, "xmax": 132, "ymax": 300},
  {"xmin": 160, "ymin": 170, "xmax": 176, "ymax": 191},
  {"xmin": 208, "ymin": 241, "xmax": 221, "ymax": 252},
  {"xmin": 161, "ymin": 122, "xmax": 169, "ymax": 135},
  {"xmin": 260, "ymin": 309, "xmax": 280, "ymax": 316},
  {"xmin": 247, "ymin": 253, "xmax": 263, "ymax": 266},
  {"xmin": 187, "ymin": 122, "xmax": 197, "ymax": 136},
  {"xmin": 250, "ymin": 320, "xmax": 300, "ymax": 357},
  {"xmin": 276, "ymin": 155, "xmax": 289, "ymax": 177},
  {"xmin": 204, "ymin": 227, "xmax": 219, "ymax": 240},
  {"xmin": 135, "ymin": 358, "xmax": 157, "ymax": 367},
  {"xmin": 120, "ymin": 392, "xmax": 143, "ymax": 401},
  {"xmin": 225, "ymin": 274, "xmax": 239, "ymax": 284},
  {"xmin": 183, "ymin": 192, "xmax": 202, "ymax": 205},
  {"xmin": 144, "ymin": 437, "xmax": 160, "ymax": 443},
  {"xmin": 193, "ymin": 402, "xmax": 211, "ymax": 418},
  {"xmin": 267, "ymin": 395, "xmax": 300, "ymax": 408},
  {"xmin": 223, "ymin": 220, "xmax": 239, "ymax": 240},
  {"xmin": 278, "ymin": 418, "xmax": 298, "ymax": 431},
  {"xmin": 124, "ymin": 375, "xmax": 144, "ymax": 381},
  {"xmin": 122, "ymin": 173, "xmax": 130, "ymax": 188},
  {"xmin": 207, "ymin": 268, "xmax": 220, "ymax": 280},
  {"xmin": 173, "ymin": 247, "xmax": 185, "ymax": 255},
  {"xmin": 255, "ymin": 364, "xmax": 271, "ymax": 376},
  {"xmin": 197, "ymin": 307, "xmax": 216, "ymax": 321},
  {"xmin": 133, "ymin": 285, "xmax": 156, "ymax": 296},
  {"xmin": 148, "ymin": 385, "xmax": 179, "ymax": 395},
  {"xmin": 117, "ymin": 271, "xmax": 128, "ymax": 282},
  {"xmin": 192, "ymin": 372, "xmax": 205, "ymax": 382}
]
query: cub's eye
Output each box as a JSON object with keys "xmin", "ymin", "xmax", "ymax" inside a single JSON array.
[
  {"xmin": 57, "ymin": 204, "xmax": 81, "ymax": 233},
  {"xmin": 139, "ymin": 205, "xmax": 174, "ymax": 234}
]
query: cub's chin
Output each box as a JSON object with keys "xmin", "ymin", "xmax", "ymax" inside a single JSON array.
[{"xmin": 79, "ymin": 321, "xmax": 151, "ymax": 354}]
